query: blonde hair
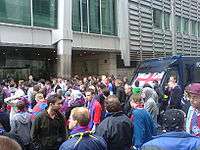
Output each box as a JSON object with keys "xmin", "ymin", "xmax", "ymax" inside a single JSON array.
[
  {"xmin": 130, "ymin": 94, "xmax": 142, "ymax": 103},
  {"xmin": 71, "ymin": 107, "xmax": 90, "ymax": 126},
  {"xmin": 115, "ymin": 79, "xmax": 123, "ymax": 86},
  {"xmin": 0, "ymin": 136, "xmax": 22, "ymax": 150}
]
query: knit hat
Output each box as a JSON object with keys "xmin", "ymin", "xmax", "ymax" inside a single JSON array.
[
  {"xmin": 185, "ymin": 83, "xmax": 200, "ymax": 95},
  {"xmin": 162, "ymin": 109, "xmax": 185, "ymax": 132}
]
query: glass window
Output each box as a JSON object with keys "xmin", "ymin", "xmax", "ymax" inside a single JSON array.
[
  {"xmin": 198, "ymin": 22, "xmax": 200, "ymax": 37},
  {"xmin": 193, "ymin": 66, "xmax": 200, "ymax": 82},
  {"xmin": 0, "ymin": 0, "xmax": 6, "ymax": 22},
  {"xmin": 89, "ymin": 0, "xmax": 100, "ymax": 33},
  {"xmin": 175, "ymin": 16, "xmax": 181, "ymax": 33},
  {"xmin": 0, "ymin": 0, "xmax": 31, "ymax": 25},
  {"xmin": 72, "ymin": 0, "xmax": 81, "ymax": 31},
  {"xmin": 164, "ymin": 12, "xmax": 170, "ymax": 30},
  {"xmin": 33, "ymin": 0, "xmax": 57, "ymax": 28},
  {"xmin": 182, "ymin": 18, "xmax": 189, "ymax": 34},
  {"xmin": 153, "ymin": 9, "xmax": 162, "ymax": 29},
  {"xmin": 101, "ymin": 0, "xmax": 117, "ymax": 35},
  {"xmin": 191, "ymin": 20, "xmax": 197, "ymax": 36},
  {"xmin": 82, "ymin": 0, "xmax": 88, "ymax": 32}
]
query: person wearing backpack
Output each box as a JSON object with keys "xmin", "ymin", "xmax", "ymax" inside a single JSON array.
[{"xmin": 59, "ymin": 107, "xmax": 107, "ymax": 150}]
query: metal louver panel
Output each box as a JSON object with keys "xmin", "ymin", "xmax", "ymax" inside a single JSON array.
[{"xmin": 128, "ymin": 0, "xmax": 200, "ymax": 62}]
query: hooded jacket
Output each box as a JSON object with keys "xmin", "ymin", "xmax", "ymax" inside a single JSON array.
[
  {"xmin": 143, "ymin": 87, "xmax": 159, "ymax": 123},
  {"xmin": 132, "ymin": 109, "xmax": 157, "ymax": 148},
  {"xmin": 10, "ymin": 112, "xmax": 32, "ymax": 145}
]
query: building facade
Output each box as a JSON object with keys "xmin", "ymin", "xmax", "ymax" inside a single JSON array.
[
  {"xmin": 129, "ymin": 0, "xmax": 200, "ymax": 61},
  {"xmin": 1, "ymin": 0, "xmax": 200, "ymax": 79},
  {"xmin": 0, "ymin": 0, "xmax": 130, "ymax": 79}
]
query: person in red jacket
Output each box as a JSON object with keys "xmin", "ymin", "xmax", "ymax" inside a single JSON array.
[{"xmin": 85, "ymin": 89, "xmax": 102, "ymax": 131}]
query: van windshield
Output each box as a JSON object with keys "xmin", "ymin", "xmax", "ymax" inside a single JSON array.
[
  {"xmin": 132, "ymin": 71, "xmax": 165, "ymax": 87},
  {"xmin": 132, "ymin": 59, "xmax": 175, "ymax": 87},
  {"xmin": 137, "ymin": 59, "xmax": 175, "ymax": 73}
]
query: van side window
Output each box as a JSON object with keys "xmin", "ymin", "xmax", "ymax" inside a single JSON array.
[
  {"xmin": 168, "ymin": 70, "xmax": 179, "ymax": 82},
  {"xmin": 163, "ymin": 69, "xmax": 179, "ymax": 87},
  {"xmin": 193, "ymin": 67, "xmax": 200, "ymax": 82},
  {"xmin": 184, "ymin": 65, "xmax": 192, "ymax": 85}
]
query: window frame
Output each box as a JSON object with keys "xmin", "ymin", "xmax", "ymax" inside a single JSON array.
[
  {"xmin": 182, "ymin": 17, "xmax": 189, "ymax": 34},
  {"xmin": 191, "ymin": 20, "xmax": 197, "ymax": 36},
  {"xmin": 164, "ymin": 12, "xmax": 170, "ymax": 31},
  {"xmin": 175, "ymin": 15, "xmax": 181, "ymax": 33},
  {"xmin": 153, "ymin": 9, "xmax": 163, "ymax": 29}
]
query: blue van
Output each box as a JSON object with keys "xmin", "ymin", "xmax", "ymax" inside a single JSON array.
[{"xmin": 131, "ymin": 55, "xmax": 200, "ymax": 92}]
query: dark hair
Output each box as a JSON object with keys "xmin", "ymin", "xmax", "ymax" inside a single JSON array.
[
  {"xmin": 33, "ymin": 85, "xmax": 40, "ymax": 92},
  {"xmin": 134, "ymin": 80, "xmax": 139, "ymax": 87},
  {"xmin": 18, "ymin": 80, "xmax": 24, "ymax": 87},
  {"xmin": 47, "ymin": 94, "xmax": 62, "ymax": 107},
  {"xmin": 102, "ymin": 88, "xmax": 110, "ymax": 97},
  {"xmin": 97, "ymin": 83, "xmax": 106, "ymax": 90},
  {"xmin": 85, "ymin": 88, "xmax": 95, "ymax": 95},
  {"xmin": 27, "ymin": 82, "xmax": 35, "ymax": 88},
  {"xmin": 45, "ymin": 80, "xmax": 51, "ymax": 85},
  {"xmin": 15, "ymin": 101, "xmax": 26, "ymax": 111},
  {"xmin": 153, "ymin": 80, "xmax": 159, "ymax": 84},
  {"xmin": 143, "ymin": 83, "xmax": 152, "ymax": 88},
  {"xmin": 170, "ymin": 75, "xmax": 177, "ymax": 82},
  {"xmin": 105, "ymin": 95, "xmax": 122, "ymax": 112},
  {"xmin": 38, "ymin": 79, "xmax": 45, "ymax": 85},
  {"xmin": 0, "ymin": 82, "xmax": 6, "ymax": 87}
]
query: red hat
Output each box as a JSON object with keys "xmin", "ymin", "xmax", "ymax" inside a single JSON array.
[{"xmin": 185, "ymin": 83, "xmax": 200, "ymax": 95}]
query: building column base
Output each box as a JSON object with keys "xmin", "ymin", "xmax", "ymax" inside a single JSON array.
[{"xmin": 57, "ymin": 40, "xmax": 72, "ymax": 78}]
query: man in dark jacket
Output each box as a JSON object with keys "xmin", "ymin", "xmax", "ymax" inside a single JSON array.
[
  {"xmin": 96, "ymin": 95, "xmax": 133, "ymax": 150},
  {"xmin": 167, "ymin": 75, "xmax": 183, "ymax": 109},
  {"xmin": 123, "ymin": 84, "xmax": 133, "ymax": 117},
  {"xmin": 59, "ymin": 107, "xmax": 107, "ymax": 150},
  {"xmin": 0, "ymin": 105, "xmax": 10, "ymax": 132},
  {"xmin": 115, "ymin": 79, "xmax": 126, "ymax": 107},
  {"xmin": 31, "ymin": 94, "xmax": 66, "ymax": 150}
]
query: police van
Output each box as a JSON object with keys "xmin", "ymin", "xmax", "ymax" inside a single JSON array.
[{"xmin": 131, "ymin": 55, "xmax": 200, "ymax": 92}]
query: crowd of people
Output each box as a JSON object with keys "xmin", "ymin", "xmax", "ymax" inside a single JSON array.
[{"xmin": 0, "ymin": 74, "xmax": 199, "ymax": 150}]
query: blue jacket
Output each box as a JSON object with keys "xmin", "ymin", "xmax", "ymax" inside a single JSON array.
[
  {"xmin": 141, "ymin": 131, "xmax": 200, "ymax": 150},
  {"xmin": 132, "ymin": 109, "xmax": 157, "ymax": 148},
  {"xmin": 59, "ymin": 128, "xmax": 107, "ymax": 150}
]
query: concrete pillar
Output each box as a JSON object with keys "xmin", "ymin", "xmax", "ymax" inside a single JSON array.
[
  {"xmin": 171, "ymin": 0, "xmax": 177, "ymax": 55},
  {"xmin": 52, "ymin": 0, "xmax": 73, "ymax": 78},
  {"xmin": 57, "ymin": 40, "xmax": 72, "ymax": 78},
  {"xmin": 118, "ymin": 0, "xmax": 130, "ymax": 66}
]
